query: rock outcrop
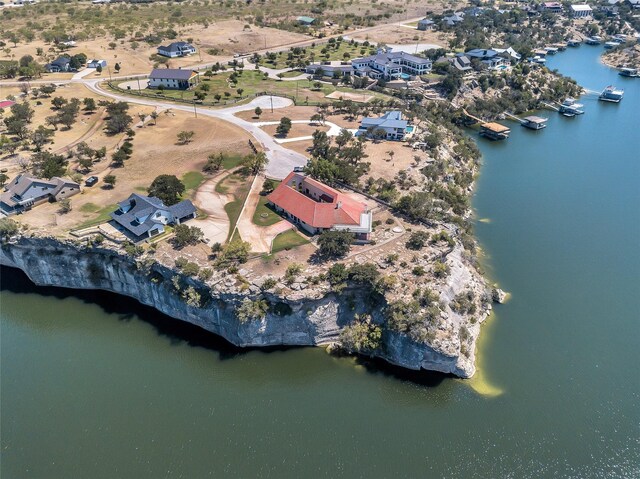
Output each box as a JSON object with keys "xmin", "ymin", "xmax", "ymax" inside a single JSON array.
[{"xmin": 1, "ymin": 236, "xmax": 489, "ymax": 378}]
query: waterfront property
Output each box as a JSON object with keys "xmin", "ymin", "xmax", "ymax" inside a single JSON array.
[
  {"xmin": 268, "ymin": 172, "xmax": 372, "ymax": 239},
  {"xmin": 442, "ymin": 12, "xmax": 465, "ymax": 26},
  {"xmin": 110, "ymin": 194, "xmax": 197, "ymax": 243},
  {"xmin": 157, "ymin": 42, "xmax": 196, "ymax": 58},
  {"xmin": 0, "ymin": 174, "xmax": 80, "ymax": 216},
  {"xmin": 479, "ymin": 122, "xmax": 511, "ymax": 140},
  {"xmin": 148, "ymin": 69, "xmax": 199, "ymax": 90},
  {"xmin": 352, "ymin": 50, "xmax": 432, "ymax": 80},
  {"xmin": 357, "ymin": 111, "xmax": 408, "ymax": 140},
  {"xmin": 451, "ymin": 54, "xmax": 473, "ymax": 73},
  {"xmin": 541, "ymin": 2, "xmax": 563, "ymax": 12},
  {"xmin": 465, "ymin": 49, "xmax": 510, "ymax": 70}
]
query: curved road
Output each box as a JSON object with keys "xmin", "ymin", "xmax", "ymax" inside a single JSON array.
[{"xmin": 83, "ymin": 79, "xmax": 308, "ymax": 179}]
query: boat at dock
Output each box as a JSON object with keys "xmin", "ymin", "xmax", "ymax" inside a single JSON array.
[
  {"xmin": 604, "ymin": 41, "xmax": 619, "ymax": 49},
  {"xmin": 479, "ymin": 122, "xmax": 511, "ymax": 140},
  {"xmin": 599, "ymin": 85, "xmax": 624, "ymax": 102},
  {"xmin": 545, "ymin": 47, "xmax": 559, "ymax": 55},
  {"xmin": 559, "ymin": 98, "xmax": 585, "ymax": 116},
  {"xmin": 567, "ymin": 39, "xmax": 581, "ymax": 47},
  {"xmin": 619, "ymin": 67, "xmax": 639, "ymax": 78},
  {"xmin": 522, "ymin": 116, "xmax": 548, "ymax": 130},
  {"xmin": 585, "ymin": 36, "xmax": 602, "ymax": 45}
]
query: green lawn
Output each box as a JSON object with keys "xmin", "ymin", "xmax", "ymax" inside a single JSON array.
[
  {"xmin": 117, "ymin": 68, "xmax": 393, "ymax": 106},
  {"xmin": 217, "ymin": 172, "xmax": 253, "ymax": 241},
  {"xmin": 75, "ymin": 204, "xmax": 118, "ymax": 229},
  {"xmin": 252, "ymin": 196, "xmax": 282, "ymax": 227},
  {"xmin": 221, "ymin": 153, "xmax": 246, "ymax": 170},
  {"xmin": 182, "ymin": 171, "xmax": 205, "ymax": 192},
  {"xmin": 277, "ymin": 70, "xmax": 305, "ymax": 78},
  {"xmin": 271, "ymin": 229, "xmax": 310, "ymax": 253},
  {"xmin": 258, "ymin": 42, "xmax": 378, "ymax": 69}
]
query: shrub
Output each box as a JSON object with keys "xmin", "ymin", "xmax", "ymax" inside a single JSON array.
[
  {"xmin": 340, "ymin": 317, "xmax": 382, "ymax": 354},
  {"xmin": 123, "ymin": 241, "xmax": 144, "ymax": 257},
  {"xmin": 172, "ymin": 224, "xmax": 204, "ymax": 248},
  {"xmin": 214, "ymin": 240, "xmax": 251, "ymax": 268},
  {"xmin": 451, "ymin": 290, "xmax": 477, "ymax": 315},
  {"xmin": 406, "ymin": 231, "xmax": 429, "ymax": 250},
  {"xmin": 182, "ymin": 286, "xmax": 201, "ymax": 307},
  {"xmin": 235, "ymin": 298, "xmax": 269, "ymax": 323},
  {"xmin": 431, "ymin": 230, "xmax": 455, "ymax": 247},
  {"xmin": 412, "ymin": 266, "xmax": 426, "ymax": 276},
  {"xmin": 284, "ymin": 263, "xmax": 302, "ymax": 284},
  {"xmin": 175, "ymin": 257, "xmax": 189, "ymax": 269},
  {"xmin": 198, "ymin": 268, "xmax": 213, "ymax": 281},
  {"xmin": 317, "ymin": 230, "xmax": 353, "ymax": 259},
  {"xmin": 261, "ymin": 277, "xmax": 277, "ymax": 290},
  {"xmin": 182, "ymin": 262, "xmax": 200, "ymax": 277},
  {"xmin": 433, "ymin": 260, "xmax": 450, "ymax": 278},
  {"xmin": 327, "ymin": 263, "xmax": 348, "ymax": 286},
  {"xmin": 0, "ymin": 218, "xmax": 19, "ymax": 239}
]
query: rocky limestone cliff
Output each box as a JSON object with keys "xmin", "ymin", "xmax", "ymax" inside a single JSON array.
[{"xmin": 1, "ymin": 236, "xmax": 485, "ymax": 377}]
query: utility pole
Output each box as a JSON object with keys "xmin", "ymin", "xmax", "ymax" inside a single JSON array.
[
  {"xmin": 270, "ymin": 95, "xmax": 273, "ymax": 113},
  {"xmin": 136, "ymin": 77, "xmax": 141, "ymax": 93},
  {"xmin": 193, "ymin": 100, "xmax": 198, "ymax": 118}
]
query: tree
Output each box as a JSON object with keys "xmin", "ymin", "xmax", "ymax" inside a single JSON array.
[
  {"xmin": 111, "ymin": 148, "xmax": 128, "ymax": 167},
  {"xmin": 275, "ymin": 116, "xmax": 292, "ymax": 137},
  {"xmin": 254, "ymin": 106, "xmax": 262, "ymax": 118},
  {"xmin": 243, "ymin": 152, "xmax": 268, "ymax": 175},
  {"xmin": 203, "ymin": 153, "xmax": 223, "ymax": 173},
  {"xmin": 235, "ymin": 298, "xmax": 269, "ymax": 323},
  {"xmin": 105, "ymin": 102, "xmax": 132, "ymax": 134},
  {"xmin": 334, "ymin": 129, "xmax": 352, "ymax": 150},
  {"xmin": 0, "ymin": 218, "xmax": 19, "ymax": 240},
  {"xmin": 31, "ymin": 151, "xmax": 68, "ymax": 179},
  {"xmin": 114, "ymin": 62, "xmax": 121, "ymax": 73},
  {"xmin": 150, "ymin": 111, "xmax": 159, "ymax": 125},
  {"xmin": 148, "ymin": 174, "xmax": 185, "ymax": 206},
  {"xmin": 96, "ymin": 65, "xmax": 103, "ymax": 74},
  {"xmin": 0, "ymin": 172, "xmax": 8, "ymax": 187},
  {"xmin": 317, "ymin": 230, "xmax": 354, "ymax": 259},
  {"xmin": 214, "ymin": 239, "xmax": 251, "ymax": 268},
  {"xmin": 406, "ymin": 231, "xmax": 430, "ymax": 250},
  {"xmin": 31, "ymin": 125, "xmax": 54, "ymax": 151},
  {"xmin": 177, "ymin": 130, "xmax": 195, "ymax": 144},
  {"xmin": 103, "ymin": 174, "xmax": 117, "ymax": 188},
  {"xmin": 51, "ymin": 96, "xmax": 67, "ymax": 110},
  {"xmin": 236, "ymin": 88, "xmax": 244, "ymax": 96},
  {"xmin": 172, "ymin": 224, "xmax": 204, "ymax": 248},
  {"xmin": 261, "ymin": 178, "xmax": 277, "ymax": 195},
  {"xmin": 39, "ymin": 84, "xmax": 56, "ymax": 97},
  {"xmin": 194, "ymin": 90, "xmax": 206, "ymax": 102},
  {"xmin": 4, "ymin": 117, "xmax": 29, "ymax": 140},
  {"xmin": 83, "ymin": 97, "xmax": 97, "ymax": 113},
  {"xmin": 58, "ymin": 198, "xmax": 72, "ymax": 214}
]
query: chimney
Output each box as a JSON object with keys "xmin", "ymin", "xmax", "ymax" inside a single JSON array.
[{"xmin": 336, "ymin": 201, "xmax": 342, "ymax": 209}]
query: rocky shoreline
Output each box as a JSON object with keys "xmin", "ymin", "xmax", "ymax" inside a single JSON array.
[{"xmin": 0, "ymin": 235, "xmax": 501, "ymax": 378}]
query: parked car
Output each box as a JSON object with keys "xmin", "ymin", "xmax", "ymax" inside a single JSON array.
[{"xmin": 85, "ymin": 176, "xmax": 99, "ymax": 187}]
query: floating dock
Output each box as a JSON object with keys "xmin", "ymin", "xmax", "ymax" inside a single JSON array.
[
  {"xmin": 479, "ymin": 122, "xmax": 511, "ymax": 140},
  {"xmin": 619, "ymin": 67, "xmax": 639, "ymax": 78}
]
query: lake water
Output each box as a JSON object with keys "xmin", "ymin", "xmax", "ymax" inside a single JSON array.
[{"xmin": 1, "ymin": 46, "xmax": 639, "ymax": 478}]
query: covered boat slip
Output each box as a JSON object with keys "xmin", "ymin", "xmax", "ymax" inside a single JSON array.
[
  {"xmin": 521, "ymin": 116, "xmax": 548, "ymax": 130},
  {"xmin": 479, "ymin": 122, "xmax": 511, "ymax": 140}
]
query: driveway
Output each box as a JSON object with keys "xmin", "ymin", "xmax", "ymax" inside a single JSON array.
[
  {"xmin": 235, "ymin": 176, "xmax": 293, "ymax": 253},
  {"xmin": 192, "ymin": 173, "xmax": 234, "ymax": 245}
]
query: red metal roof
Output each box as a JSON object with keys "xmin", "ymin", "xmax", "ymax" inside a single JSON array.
[
  {"xmin": 268, "ymin": 172, "xmax": 367, "ymax": 229},
  {"xmin": 0, "ymin": 100, "xmax": 16, "ymax": 109}
]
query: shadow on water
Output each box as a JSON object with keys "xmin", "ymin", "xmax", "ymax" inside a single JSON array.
[{"xmin": 1, "ymin": 266, "xmax": 455, "ymax": 388}]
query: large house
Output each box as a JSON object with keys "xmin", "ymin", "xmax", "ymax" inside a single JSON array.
[
  {"xmin": 358, "ymin": 110, "xmax": 408, "ymax": 141},
  {"xmin": 157, "ymin": 42, "xmax": 196, "ymax": 58},
  {"xmin": 541, "ymin": 2, "xmax": 563, "ymax": 13},
  {"xmin": 304, "ymin": 64, "xmax": 353, "ymax": 77},
  {"xmin": 570, "ymin": 4, "xmax": 593, "ymax": 17},
  {"xmin": 148, "ymin": 68, "xmax": 199, "ymax": 90},
  {"xmin": 110, "ymin": 194, "xmax": 197, "ymax": 242},
  {"xmin": 465, "ymin": 49, "xmax": 510, "ymax": 69},
  {"xmin": 1, "ymin": 174, "xmax": 80, "ymax": 216},
  {"xmin": 45, "ymin": 57, "xmax": 71, "ymax": 73},
  {"xmin": 451, "ymin": 54, "xmax": 473, "ymax": 73},
  {"xmin": 442, "ymin": 12, "xmax": 465, "ymax": 26},
  {"xmin": 267, "ymin": 172, "xmax": 372, "ymax": 239},
  {"xmin": 352, "ymin": 50, "xmax": 432, "ymax": 80}
]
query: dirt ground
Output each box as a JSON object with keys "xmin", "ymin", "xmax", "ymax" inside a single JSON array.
[
  {"xmin": 261, "ymin": 123, "xmax": 329, "ymax": 138},
  {"xmin": 350, "ymin": 24, "xmax": 451, "ymax": 48},
  {"xmin": 3, "ymin": 98, "xmax": 254, "ymax": 233},
  {"xmin": 1, "ymin": 20, "xmax": 310, "ymax": 77}
]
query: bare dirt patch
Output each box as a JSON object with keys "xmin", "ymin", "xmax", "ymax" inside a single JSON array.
[{"xmin": 350, "ymin": 24, "xmax": 451, "ymax": 48}]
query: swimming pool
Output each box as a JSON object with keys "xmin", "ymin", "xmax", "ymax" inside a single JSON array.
[
  {"xmin": 405, "ymin": 126, "xmax": 414, "ymax": 133},
  {"xmin": 400, "ymin": 73, "xmax": 411, "ymax": 80}
]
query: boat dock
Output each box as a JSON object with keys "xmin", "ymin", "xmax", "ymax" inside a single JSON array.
[
  {"xmin": 521, "ymin": 116, "xmax": 548, "ymax": 130},
  {"xmin": 479, "ymin": 122, "xmax": 511, "ymax": 140}
]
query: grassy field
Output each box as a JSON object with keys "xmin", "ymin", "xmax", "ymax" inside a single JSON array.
[
  {"xmin": 271, "ymin": 229, "xmax": 310, "ymax": 253},
  {"xmin": 115, "ymin": 68, "xmax": 392, "ymax": 106},
  {"xmin": 181, "ymin": 171, "xmax": 205, "ymax": 193},
  {"xmin": 258, "ymin": 41, "xmax": 378, "ymax": 69},
  {"xmin": 75, "ymin": 204, "xmax": 118, "ymax": 229}
]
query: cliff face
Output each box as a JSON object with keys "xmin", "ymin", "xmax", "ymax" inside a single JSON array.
[{"xmin": 1, "ymin": 236, "xmax": 480, "ymax": 378}]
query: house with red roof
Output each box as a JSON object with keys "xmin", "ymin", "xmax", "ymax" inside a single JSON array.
[{"xmin": 267, "ymin": 172, "xmax": 372, "ymax": 239}]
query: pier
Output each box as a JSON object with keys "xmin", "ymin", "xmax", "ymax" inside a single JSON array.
[
  {"xmin": 503, "ymin": 112, "xmax": 548, "ymax": 130},
  {"xmin": 462, "ymin": 109, "xmax": 511, "ymax": 140}
]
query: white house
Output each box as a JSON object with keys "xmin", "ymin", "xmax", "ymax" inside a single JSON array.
[
  {"xmin": 570, "ymin": 4, "xmax": 593, "ymax": 17},
  {"xmin": 157, "ymin": 42, "xmax": 196, "ymax": 58},
  {"xmin": 87, "ymin": 59, "xmax": 107, "ymax": 68},
  {"xmin": 352, "ymin": 50, "xmax": 432, "ymax": 80},
  {"xmin": 148, "ymin": 68, "xmax": 199, "ymax": 90},
  {"xmin": 358, "ymin": 111, "xmax": 409, "ymax": 141}
]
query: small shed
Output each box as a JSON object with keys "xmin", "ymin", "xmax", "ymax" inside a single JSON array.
[
  {"xmin": 87, "ymin": 59, "xmax": 107, "ymax": 68},
  {"xmin": 297, "ymin": 16, "xmax": 316, "ymax": 25}
]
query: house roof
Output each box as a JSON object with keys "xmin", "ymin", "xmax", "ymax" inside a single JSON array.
[
  {"xmin": 0, "ymin": 100, "xmax": 16, "ymax": 109},
  {"xmin": 51, "ymin": 57, "xmax": 70, "ymax": 66},
  {"xmin": 418, "ymin": 18, "xmax": 434, "ymax": 24},
  {"xmin": 1, "ymin": 174, "xmax": 79, "ymax": 207},
  {"xmin": 360, "ymin": 110, "xmax": 408, "ymax": 130},
  {"xmin": 297, "ymin": 16, "xmax": 315, "ymax": 23},
  {"xmin": 111, "ymin": 193, "xmax": 196, "ymax": 237},
  {"xmin": 149, "ymin": 68, "xmax": 198, "ymax": 81},
  {"xmin": 466, "ymin": 48, "xmax": 498, "ymax": 59},
  {"xmin": 570, "ymin": 4, "xmax": 592, "ymax": 10},
  {"xmin": 481, "ymin": 122, "xmax": 511, "ymax": 133},
  {"xmin": 158, "ymin": 41, "xmax": 194, "ymax": 52},
  {"xmin": 267, "ymin": 172, "xmax": 367, "ymax": 229}
]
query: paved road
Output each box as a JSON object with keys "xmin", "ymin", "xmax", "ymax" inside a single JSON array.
[{"xmin": 83, "ymin": 79, "xmax": 308, "ymax": 179}]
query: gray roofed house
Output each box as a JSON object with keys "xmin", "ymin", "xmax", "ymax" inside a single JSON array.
[
  {"xmin": 157, "ymin": 41, "xmax": 196, "ymax": 58},
  {"xmin": 110, "ymin": 193, "xmax": 197, "ymax": 242},
  {"xmin": 304, "ymin": 63, "xmax": 353, "ymax": 77},
  {"xmin": 148, "ymin": 68, "xmax": 199, "ymax": 90},
  {"xmin": 352, "ymin": 50, "xmax": 432, "ymax": 80},
  {"xmin": 442, "ymin": 12, "xmax": 465, "ymax": 26},
  {"xmin": 45, "ymin": 56, "xmax": 72, "ymax": 73},
  {"xmin": 417, "ymin": 18, "xmax": 435, "ymax": 30},
  {"xmin": 0, "ymin": 174, "xmax": 80, "ymax": 216},
  {"xmin": 358, "ymin": 111, "xmax": 409, "ymax": 141},
  {"xmin": 452, "ymin": 54, "xmax": 473, "ymax": 72}
]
